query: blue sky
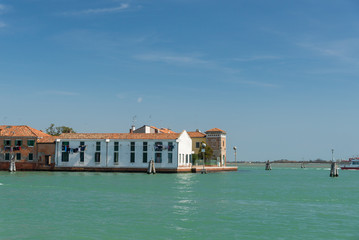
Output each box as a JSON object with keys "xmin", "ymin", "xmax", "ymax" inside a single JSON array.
[{"xmin": 1, "ymin": 0, "xmax": 359, "ymax": 161}]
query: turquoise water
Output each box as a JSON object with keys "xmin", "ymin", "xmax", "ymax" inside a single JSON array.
[{"xmin": 0, "ymin": 166, "xmax": 358, "ymax": 240}]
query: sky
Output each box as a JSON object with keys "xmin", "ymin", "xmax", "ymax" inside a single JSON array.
[{"xmin": 1, "ymin": 0, "xmax": 359, "ymax": 162}]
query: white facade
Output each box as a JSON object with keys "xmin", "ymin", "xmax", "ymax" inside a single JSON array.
[{"xmin": 54, "ymin": 131, "xmax": 192, "ymax": 169}]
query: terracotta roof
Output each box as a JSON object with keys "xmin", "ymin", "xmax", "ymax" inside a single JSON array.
[
  {"xmin": 159, "ymin": 128, "xmax": 176, "ymax": 134},
  {"xmin": 149, "ymin": 126, "xmax": 176, "ymax": 134},
  {"xmin": 37, "ymin": 136, "xmax": 58, "ymax": 143},
  {"xmin": 205, "ymin": 128, "xmax": 226, "ymax": 133},
  {"xmin": 58, "ymin": 133, "xmax": 180, "ymax": 140},
  {"xmin": 188, "ymin": 131, "xmax": 206, "ymax": 138},
  {"xmin": 0, "ymin": 125, "xmax": 50, "ymax": 138}
]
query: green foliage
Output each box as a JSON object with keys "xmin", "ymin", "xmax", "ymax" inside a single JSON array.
[
  {"xmin": 198, "ymin": 142, "xmax": 213, "ymax": 160},
  {"xmin": 192, "ymin": 154, "xmax": 199, "ymax": 161},
  {"xmin": 46, "ymin": 123, "xmax": 76, "ymax": 136}
]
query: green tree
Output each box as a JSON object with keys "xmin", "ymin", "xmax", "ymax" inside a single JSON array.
[
  {"xmin": 198, "ymin": 142, "xmax": 213, "ymax": 160},
  {"xmin": 46, "ymin": 123, "xmax": 76, "ymax": 136}
]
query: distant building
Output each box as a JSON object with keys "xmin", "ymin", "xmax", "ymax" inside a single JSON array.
[
  {"xmin": 0, "ymin": 125, "xmax": 232, "ymax": 172},
  {"xmin": 0, "ymin": 125, "xmax": 51, "ymax": 170},
  {"xmin": 132, "ymin": 125, "xmax": 176, "ymax": 134},
  {"xmin": 205, "ymin": 128, "xmax": 227, "ymax": 165},
  {"xmin": 54, "ymin": 131, "xmax": 192, "ymax": 172},
  {"xmin": 187, "ymin": 129, "xmax": 206, "ymax": 154}
]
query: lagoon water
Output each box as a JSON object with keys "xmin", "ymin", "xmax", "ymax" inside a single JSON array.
[{"xmin": 0, "ymin": 165, "xmax": 358, "ymax": 240}]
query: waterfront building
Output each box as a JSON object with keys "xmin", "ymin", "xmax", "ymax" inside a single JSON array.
[
  {"xmin": 187, "ymin": 129, "xmax": 206, "ymax": 155},
  {"xmin": 0, "ymin": 125, "xmax": 233, "ymax": 172},
  {"xmin": 205, "ymin": 128, "xmax": 227, "ymax": 166},
  {"xmin": 132, "ymin": 125, "xmax": 176, "ymax": 134},
  {"xmin": 0, "ymin": 125, "xmax": 50, "ymax": 170},
  {"xmin": 54, "ymin": 131, "xmax": 192, "ymax": 172}
]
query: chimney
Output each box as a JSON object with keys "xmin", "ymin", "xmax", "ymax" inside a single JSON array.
[
  {"xmin": 129, "ymin": 125, "xmax": 136, "ymax": 133},
  {"xmin": 196, "ymin": 129, "xmax": 201, "ymax": 132}
]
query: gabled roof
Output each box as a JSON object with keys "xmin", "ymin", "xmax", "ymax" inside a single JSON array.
[
  {"xmin": 205, "ymin": 128, "xmax": 226, "ymax": 133},
  {"xmin": 37, "ymin": 136, "xmax": 58, "ymax": 143},
  {"xmin": 0, "ymin": 125, "xmax": 50, "ymax": 138},
  {"xmin": 58, "ymin": 133, "xmax": 180, "ymax": 140},
  {"xmin": 159, "ymin": 128, "xmax": 176, "ymax": 134},
  {"xmin": 187, "ymin": 131, "xmax": 206, "ymax": 138},
  {"xmin": 150, "ymin": 126, "xmax": 176, "ymax": 134}
]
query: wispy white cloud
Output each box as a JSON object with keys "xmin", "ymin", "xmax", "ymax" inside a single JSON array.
[
  {"xmin": 297, "ymin": 38, "xmax": 359, "ymax": 65},
  {"xmin": 234, "ymin": 55, "xmax": 282, "ymax": 62},
  {"xmin": 227, "ymin": 79, "xmax": 280, "ymax": 88},
  {"xmin": 41, "ymin": 91, "xmax": 79, "ymax": 96},
  {"xmin": 0, "ymin": 4, "xmax": 6, "ymax": 12},
  {"xmin": 0, "ymin": 22, "xmax": 5, "ymax": 28},
  {"xmin": 63, "ymin": 3, "xmax": 129, "ymax": 15},
  {"xmin": 116, "ymin": 93, "xmax": 126, "ymax": 99},
  {"xmin": 134, "ymin": 53, "xmax": 208, "ymax": 65},
  {"xmin": 137, "ymin": 97, "xmax": 143, "ymax": 103}
]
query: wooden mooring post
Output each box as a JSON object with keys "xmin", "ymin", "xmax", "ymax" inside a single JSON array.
[
  {"xmin": 330, "ymin": 162, "xmax": 338, "ymax": 177},
  {"xmin": 147, "ymin": 160, "xmax": 156, "ymax": 174},
  {"xmin": 301, "ymin": 162, "xmax": 305, "ymax": 168},
  {"xmin": 265, "ymin": 160, "xmax": 271, "ymax": 170}
]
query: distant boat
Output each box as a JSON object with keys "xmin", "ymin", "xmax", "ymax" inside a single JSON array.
[
  {"xmin": 341, "ymin": 157, "xmax": 359, "ymax": 170},
  {"xmin": 301, "ymin": 162, "xmax": 305, "ymax": 168}
]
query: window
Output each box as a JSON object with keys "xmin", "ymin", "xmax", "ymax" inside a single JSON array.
[
  {"xmin": 96, "ymin": 142, "xmax": 101, "ymax": 151},
  {"xmin": 155, "ymin": 142, "xmax": 163, "ymax": 151},
  {"xmin": 27, "ymin": 140, "xmax": 35, "ymax": 147},
  {"xmin": 16, "ymin": 153, "xmax": 21, "ymax": 160},
  {"xmin": 28, "ymin": 153, "xmax": 33, "ymax": 161},
  {"xmin": 114, "ymin": 152, "xmax": 119, "ymax": 163},
  {"xmin": 114, "ymin": 142, "xmax": 119, "ymax": 151},
  {"xmin": 155, "ymin": 153, "xmax": 162, "ymax": 163},
  {"xmin": 168, "ymin": 153, "xmax": 173, "ymax": 163},
  {"xmin": 95, "ymin": 152, "xmax": 101, "ymax": 163},
  {"xmin": 15, "ymin": 140, "xmax": 22, "ymax": 147},
  {"xmin": 130, "ymin": 152, "xmax": 135, "ymax": 163},
  {"xmin": 196, "ymin": 142, "xmax": 200, "ymax": 148},
  {"xmin": 80, "ymin": 142, "xmax": 85, "ymax": 152},
  {"xmin": 130, "ymin": 142, "xmax": 135, "ymax": 151},
  {"xmin": 186, "ymin": 154, "xmax": 188, "ymax": 163},
  {"xmin": 5, "ymin": 153, "xmax": 10, "ymax": 161},
  {"xmin": 143, "ymin": 142, "xmax": 148, "ymax": 163},
  {"xmin": 168, "ymin": 142, "xmax": 174, "ymax": 151},
  {"xmin": 143, "ymin": 152, "xmax": 147, "ymax": 163},
  {"xmin": 62, "ymin": 152, "xmax": 69, "ymax": 162},
  {"xmin": 62, "ymin": 141, "xmax": 69, "ymax": 151},
  {"xmin": 4, "ymin": 140, "xmax": 11, "ymax": 146},
  {"xmin": 80, "ymin": 152, "xmax": 84, "ymax": 162},
  {"xmin": 223, "ymin": 141, "xmax": 224, "ymax": 147}
]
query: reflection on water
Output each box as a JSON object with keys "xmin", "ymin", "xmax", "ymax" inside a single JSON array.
[{"xmin": 172, "ymin": 173, "xmax": 198, "ymax": 232}]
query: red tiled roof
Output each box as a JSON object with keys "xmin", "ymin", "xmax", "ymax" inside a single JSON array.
[
  {"xmin": 58, "ymin": 133, "xmax": 180, "ymax": 140},
  {"xmin": 160, "ymin": 128, "xmax": 176, "ymax": 134},
  {"xmin": 0, "ymin": 125, "xmax": 50, "ymax": 138},
  {"xmin": 149, "ymin": 126, "xmax": 176, "ymax": 134},
  {"xmin": 37, "ymin": 136, "xmax": 58, "ymax": 143},
  {"xmin": 205, "ymin": 128, "xmax": 226, "ymax": 133},
  {"xmin": 188, "ymin": 131, "xmax": 206, "ymax": 138}
]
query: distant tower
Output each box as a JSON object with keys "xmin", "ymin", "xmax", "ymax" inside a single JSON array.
[{"xmin": 205, "ymin": 128, "xmax": 227, "ymax": 166}]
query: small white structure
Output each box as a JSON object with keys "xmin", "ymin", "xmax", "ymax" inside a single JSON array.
[{"xmin": 54, "ymin": 131, "xmax": 192, "ymax": 172}]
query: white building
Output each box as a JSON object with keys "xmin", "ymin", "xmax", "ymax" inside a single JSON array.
[{"xmin": 54, "ymin": 131, "xmax": 192, "ymax": 172}]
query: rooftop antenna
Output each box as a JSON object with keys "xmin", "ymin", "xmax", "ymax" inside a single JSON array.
[{"xmin": 130, "ymin": 115, "xmax": 137, "ymax": 132}]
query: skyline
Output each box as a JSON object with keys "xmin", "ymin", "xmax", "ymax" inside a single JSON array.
[{"xmin": 1, "ymin": 0, "xmax": 359, "ymax": 161}]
